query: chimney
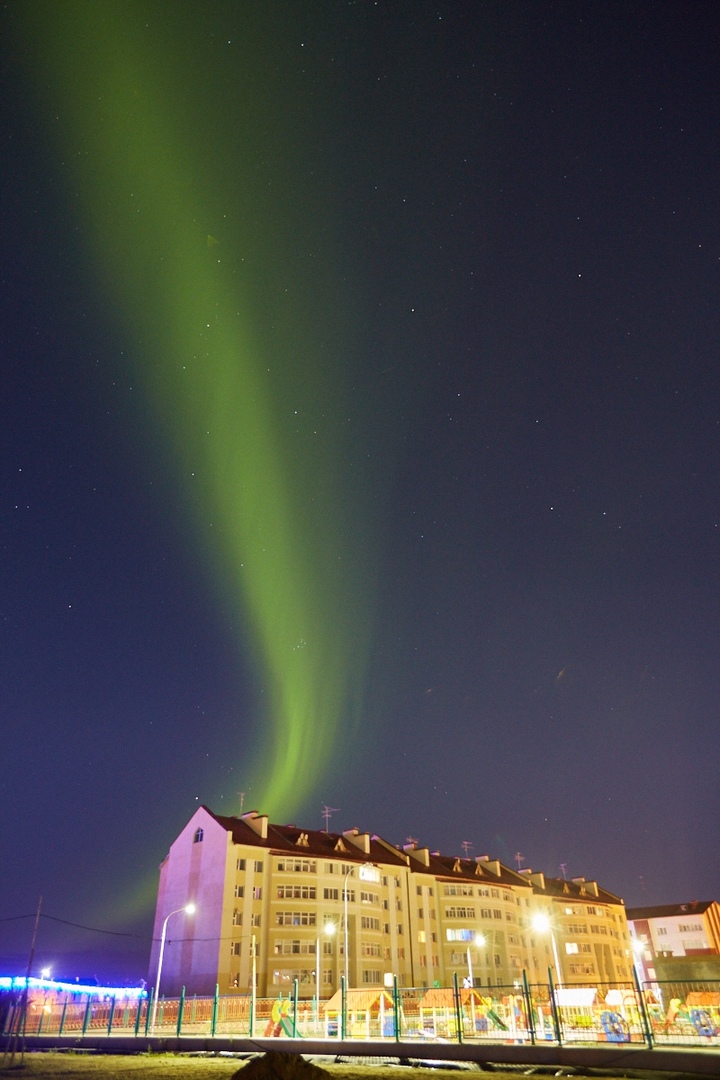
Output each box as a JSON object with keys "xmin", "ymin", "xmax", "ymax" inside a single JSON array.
[
  {"xmin": 343, "ymin": 828, "xmax": 371, "ymax": 855},
  {"xmin": 403, "ymin": 843, "xmax": 430, "ymax": 867},
  {"xmin": 242, "ymin": 810, "xmax": 268, "ymax": 839}
]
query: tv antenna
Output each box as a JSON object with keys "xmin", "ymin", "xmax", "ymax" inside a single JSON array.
[
  {"xmin": 461, "ymin": 840, "xmax": 473, "ymax": 859},
  {"xmin": 238, "ymin": 791, "xmax": 245, "ymax": 813},
  {"xmin": 560, "ymin": 862, "xmax": 568, "ymax": 879},
  {"xmin": 322, "ymin": 805, "xmax": 339, "ymax": 831},
  {"xmin": 514, "ymin": 851, "xmax": 525, "ymax": 870}
]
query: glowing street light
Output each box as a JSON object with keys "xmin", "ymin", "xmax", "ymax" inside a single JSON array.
[
  {"xmin": 151, "ymin": 903, "xmax": 196, "ymax": 1031},
  {"xmin": 315, "ymin": 921, "xmax": 336, "ymax": 1026},
  {"xmin": 343, "ymin": 863, "xmax": 380, "ymax": 988},
  {"xmin": 466, "ymin": 933, "xmax": 485, "ymax": 987},
  {"xmin": 532, "ymin": 912, "xmax": 562, "ymax": 985}
]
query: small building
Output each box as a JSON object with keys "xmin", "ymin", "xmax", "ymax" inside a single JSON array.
[{"xmin": 627, "ymin": 900, "xmax": 720, "ymax": 984}]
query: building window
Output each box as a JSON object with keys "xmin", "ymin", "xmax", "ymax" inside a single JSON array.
[
  {"xmin": 566, "ymin": 942, "xmax": 579, "ymax": 954},
  {"xmin": 362, "ymin": 970, "xmax": 381, "ymax": 984},
  {"xmin": 237, "ymin": 858, "xmax": 246, "ymax": 871},
  {"xmin": 254, "ymin": 860, "xmax": 264, "ymax": 872},
  {"xmin": 233, "ymin": 910, "xmax": 242, "ymax": 926},
  {"xmin": 276, "ymin": 911, "xmax": 317, "ymax": 926},
  {"xmin": 361, "ymin": 916, "xmax": 381, "ymax": 930},
  {"xmin": 324, "ymin": 888, "xmax": 339, "ymax": 901},
  {"xmin": 235, "ymin": 885, "xmax": 244, "ymax": 898},
  {"xmin": 444, "ymin": 884, "xmax": 474, "ymax": 897},
  {"xmin": 253, "ymin": 887, "xmax": 262, "ymax": 900},
  {"xmin": 251, "ymin": 914, "xmax": 261, "ymax": 927},
  {"xmin": 446, "ymin": 928, "xmax": 473, "ymax": 942},
  {"xmin": 418, "ymin": 930, "xmax": 426, "ymax": 944},
  {"xmin": 278, "ymin": 885, "xmax": 316, "ymax": 899},
  {"xmin": 230, "ymin": 942, "xmax": 241, "ymax": 956},
  {"xmin": 193, "ymin": 828, "xmax": 204, "ymax": 843},
  {"xmin": 446, "ymin": 906, "xmax": 475, "ymax": 919}
]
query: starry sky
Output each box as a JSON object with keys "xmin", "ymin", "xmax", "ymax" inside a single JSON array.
[{"xmin": 2, "ymin": 0, "xmax": 719, "ymax": 983}]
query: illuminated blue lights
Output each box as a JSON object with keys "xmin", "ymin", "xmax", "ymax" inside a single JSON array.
[{"xmin": 0, "ymin": 976, "xmax": 146, "ymax": 998}]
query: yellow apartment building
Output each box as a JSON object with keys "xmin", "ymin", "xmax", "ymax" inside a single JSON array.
[{"xmin": 149, "ymin": 807, "xmax": 633, "ymax": 997}]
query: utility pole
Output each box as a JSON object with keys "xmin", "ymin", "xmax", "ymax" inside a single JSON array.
[{"xmin": 4, "ymin": 896, "xmax": 42, "ymax": 1066}]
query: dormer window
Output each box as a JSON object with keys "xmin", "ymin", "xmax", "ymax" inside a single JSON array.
[{"xmin": 193, "ymin": 828, "xmax": 204, "ymax": 843}]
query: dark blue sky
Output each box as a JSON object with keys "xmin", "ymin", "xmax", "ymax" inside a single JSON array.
[{"xmin": 2, "ymin": 1, "xmax": 719, "ymax": 982}]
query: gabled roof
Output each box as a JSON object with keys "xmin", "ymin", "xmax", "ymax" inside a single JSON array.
[
  {"xmin": 430, "ymin": 853, "xmax": 531, "ymax": 890},
  {"xmin": 627, "ymin": 900, "xmax": 715, "ymax": 921},
  {"xmin": 203, "ymin": 808, "xmax": 408, "ymax": 866},
  {"xmin": 529, "ymin": 874, "xmax": 624, "ymax": 906}
]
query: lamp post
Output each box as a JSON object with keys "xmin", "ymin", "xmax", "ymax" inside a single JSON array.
[
  {"xmin": 343, "ymin": 863, "xmax": 379, "ymax": 989},
  {"xmin": 531, "ymin": 912, "xmax": 562, "ymax": 985},
  {"xmin": 466, "ymin": 933, "xmax": 485, "ymax": 987},
  {"xmin": 315, "ymin": 922, "xmax": 336, "ymax": 1030},
  {"xmin": 151, "ymin": 903, "xmax": 196, "ymax": 1031}
]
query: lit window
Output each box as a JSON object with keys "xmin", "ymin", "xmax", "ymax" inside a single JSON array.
[{"xmin": 193, "ymin": 828, "xmax": 204, "ymax": 843}]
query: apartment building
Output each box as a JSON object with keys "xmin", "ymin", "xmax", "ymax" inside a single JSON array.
[
  {"xmin": 627, "ymin": 900, "xmax": 720, "ymax": 983},
  {"xmin": 149, "ymin": 807, "xmax": 633, "ymax": 997}
]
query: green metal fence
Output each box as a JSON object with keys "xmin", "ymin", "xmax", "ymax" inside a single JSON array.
[{"xmin": 4, "ymin": 975, "xmax": 720, "ymax": 1048}]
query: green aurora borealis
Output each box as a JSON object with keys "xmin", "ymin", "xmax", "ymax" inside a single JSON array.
[{"xmin": 25, "ymin": 3, "xmax": 375, "ymax": 819}]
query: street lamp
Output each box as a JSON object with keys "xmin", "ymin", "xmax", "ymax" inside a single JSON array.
[
  {"xmin": 532, "ymin": 912, "xmax": 562, "ymax": 985},
  {"xmin": 466, "ymin": 933, "xmax": 485, "ymax": 987},
  {"xmin": 315, "ymin": 922, "xmax": 336, "ymax": 1028},
  {"xmin": 151, "ymin": 903, "xmax": 196, "ymax": 1031},
  {"xmin": 343, "ymin": 863, "xmax": 379, "ymax": 988}
]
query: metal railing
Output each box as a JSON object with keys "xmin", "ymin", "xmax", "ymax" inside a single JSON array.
[{"xmin": 4, "ymin": 973, "xmax": 720, "ymax": 1049}]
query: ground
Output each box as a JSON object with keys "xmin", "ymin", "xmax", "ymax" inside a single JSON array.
[{"xmin": 0, "ymin": 1051, "xmax": 709, "ymax": 1080}]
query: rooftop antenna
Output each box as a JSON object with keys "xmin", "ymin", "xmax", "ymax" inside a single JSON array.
[
  {"xmin": 322, "ymin": 805, "xmax": 339, "ymax": 832},
  {"xmin": 461, "ymin": 840, "xmax": 473, "ymax": 859},
  {"xmin": 405, "ymin": 836, "xmax": 419, "ymax": 847},
  {"xmin": 238, "ymin": 791, "xmax": 245, "ymax": 813},
  {"xmin": 514, "ymin": 851, "xmax": 525, "ymax": 870},
  {"xmin": 560, "ymin": 862, "xmax": 568, "ymax": 879}
]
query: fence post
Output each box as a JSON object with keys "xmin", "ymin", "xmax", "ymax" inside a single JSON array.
[
  {"xmin": 522, "ymin": 970, "xmax": 536, "ymax": 1045},
  {"xmin": 453, "ymin": 971, "xmax": 463, "ymax": 1044},
  {"xmin": 291, "ymin": 978, "xmax": 299, "ymax": 1038},
  {"xmin": 59, "ymin": 995, "xmax": 69, "ymax": 1037},
  {"xmin": 144, "ymin": 989, "xmax": 153, "ymax": 1036},
  {"xmin": 340, "ymin": 975, "xmax": 347, "ymax": 1040},
  {"xmin": 632, "ymin": 968, "xmax": 653, "ymax": 1048},
  {"xmin": 547, "ymin": 969, "xmax": 562, "ymax": 1045},
  {"xmin": 176, "ymin": 986, "xmax": 185, "ymax": 1037},
  {"xmin": 393, "ymin": 975, "xmax": 400, "ymax": 1042},
  {"xmin": 81, "ymin": 994, "xmax": 92, "ymax": 1039},
  {"xmin": 107, "ymin": 996, "xmax": 116, "ymax": 1036},
  {"xmin": 211, "ymin": 984, "xmax": 219, "ymax": 1037}
]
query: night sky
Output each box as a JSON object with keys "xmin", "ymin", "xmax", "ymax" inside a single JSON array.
[{"xmin": 2, "ymin": 1, "xmax": 719, "ymax": 983}]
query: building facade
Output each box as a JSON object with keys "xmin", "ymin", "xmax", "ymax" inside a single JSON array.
[
  {"xmin": 149, "ymin": 807, "xmax": 634, "ymax": 997},
  {"xmin": 627, "ymin": 901, "xmax": 720, "ymax": 984}
]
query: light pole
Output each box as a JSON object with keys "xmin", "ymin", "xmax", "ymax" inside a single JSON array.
[
  {"xmin": 315, "ymin": 922, "xmax": 336, "ymax": 1029},
  {"xmin": 532, "ymin": 912, "xmax": 562, "ymax": 985},
  {"xmin": 343, "ymin": 863, "xmax": 379, "ymax": 989},
  {"xmin": 466, "ymin": 933, "xmax": 485, "ymax": 987},
  {"xmin": 151, "ymin": 903, "xmax": 196, "ymax": 1031}
]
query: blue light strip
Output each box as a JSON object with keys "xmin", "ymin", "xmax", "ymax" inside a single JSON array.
[{"xmin": 0, "ymin": 976, "xmax": 146, "ymax": 998}]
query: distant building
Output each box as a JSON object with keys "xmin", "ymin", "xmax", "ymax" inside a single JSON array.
[
  {"xmin": 627, "ymin": 901, "xmax": 720, "ymax": 984},
  {"xmin": 149, "ymin": 807, "xmax": 634, "ymax": 998}
]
